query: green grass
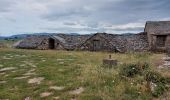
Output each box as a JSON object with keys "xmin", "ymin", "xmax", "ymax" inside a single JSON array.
[{"xmin": 0, "ymin": 48, "xmax": 169, "ymax": 100}]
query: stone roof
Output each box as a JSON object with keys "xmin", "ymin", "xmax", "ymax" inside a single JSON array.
[
  {"xmin": 55, "ymin": 34, "xmax": 91, "ymax": 49},
  {"xmin": 144, "ymin": 21, "xmax": 170, "ymax": 35},
  {"xmin": 14, "ymin": 34, "xmax": 91, "ymax": 49},
  {"xmin": 14, "ymin": 35, "xmax": 49, "ymax": 49},
  {"xmin": 14, "ymin": 32, "xmax": 149, "ymax": 51},
  {"xmin": 51, "ymin": 35, "xmax": 66, "ymax": 44}
]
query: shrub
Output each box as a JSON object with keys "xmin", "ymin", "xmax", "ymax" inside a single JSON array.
[
  {"xmin": 152, "ymin": 83, "xmax": 167, "ymax": 97},
  {"xmin": 120, "ymin": 64, "xmax": 141, "ymax": 77},
  {"xmin": 145, "ymin": 71, "xmax": 169, "ymax": 97},
  {"xmin": 145, "ymin": 71, "xmax": 161, "ymax": 83},
  {"xmin": 141, "ymin": 62, "xmax": 149, "ymax": 70}
]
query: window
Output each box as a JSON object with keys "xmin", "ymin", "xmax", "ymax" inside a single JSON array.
[{"xmin": 156, "ymin": 35, "xmax": 167, "ymax": 47}]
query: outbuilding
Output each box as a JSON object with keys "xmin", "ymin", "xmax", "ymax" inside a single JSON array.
[{"xmin": 144, "ymin": 21, "xmax": 170, "ymax": 51}]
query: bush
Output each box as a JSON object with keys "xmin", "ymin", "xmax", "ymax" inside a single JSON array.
[
  {"xmin": 120, "ymin": 64, "xmax": 141, "ymax": 77},
  {"xmin": 152, "ymin": 83, "xmax": 167, "ymax": 97},
  {"xmin": 141, "ymin": 62, "xmax": 149, "ymax": 70},
  {"xmin": 145, "ymin": 71, "xmax": 168, "ymax": 97},
  {"xmin": 145, "ymin": 71, "xmax": 161, "ymax": 83}
]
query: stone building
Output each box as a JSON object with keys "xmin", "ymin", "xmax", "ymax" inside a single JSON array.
[
  {"xmin": 144, "ymin": 21, "xmax": 170, "ymax": 52},
  {"xmin": 78, "ymin": 32, "xmax": 149, "ymax": 52},
  {"xmin": 15, "ymin": 32, "xmax": 149, "ymax": 52},
  {"xmin": 14, "ymin": 21, "xmax": 170, "ymax": 52},
  {"xmin": 14, "ymin": 34, "xmax": 91, "ymax": 50},
  {"xmin": 78, "ymin": 33, "xmax": 116, "ymax": 51},
  {"xmin": 14, "ymin": 35, "xmax": 65, "ymax": 50}
]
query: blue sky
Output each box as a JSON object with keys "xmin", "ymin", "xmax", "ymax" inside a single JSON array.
[{"xmin": 0, "ymin": 0, "xmax": 170, "ymax": 36}]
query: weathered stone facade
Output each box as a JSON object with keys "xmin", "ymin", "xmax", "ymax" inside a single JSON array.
[
  {"xmin": 15, "ymin": 32, "xmax": 149, "ymax": 52},
  {"xmin": 78, "ymin": 33, "xmax": 116, "ymax": 51},
  {"xmin": 145, "ymin": 21, "xmax": 170, "ymax": 52},
  {"xmin": 14, "ymin": 21, "xmax": 170, "ymax": 52},
  {"xmin": 14, "ymin": 35, "xmax": 65, "ymax": 50},
  {"xmin": 78, "ymin": 32, "xmax": 149, "ymax": 52}
]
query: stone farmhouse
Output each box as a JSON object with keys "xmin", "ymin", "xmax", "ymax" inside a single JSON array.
[
  {"xmin": 145, "ymin": 21, "xmax": 170, "ymax": 52},
  {"xmin": 15, "ymin": 21, "xmax": 170, "ymax": 52}
]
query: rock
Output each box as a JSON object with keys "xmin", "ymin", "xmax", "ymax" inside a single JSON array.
[
  {"xmin": 163, "ymin": 57, "xmax": 170, "ymax": 61},
  {"xmin": 0, "ymin": 81, "xmax": 7, "ymax": 84},
  {"xmin": 23, "ymin": 61, "xmax": 37, "ymax": 67},
  {"xmin": 40, "ymin": 92, "xmax": 53, "ymax": 98},
  {"xmin": 150, "ymin": 82, "xmax": 157, "ymax": 93},
  {"xmin": 28, "ymin": 77, "xmax": 44, "ymax": 84},
  {"xmin": 49, "ymin": 86, "xmax": 65, "ymax": 90},
  {"xmin": 14, "ymin": 76, "xmax": 30, "ymax": 80},
  {"xmin": 2, "ymin": 56, "xmax": 11, "ymax": 60},
  {"xmin": 69, "ymin": 87, "xmax": 84, "ymax": 95},
  {"xmin": 163, "ymin": 61, "xmax": 170, "ymax": 66},
  {"xmin": 0, "ymin": 67, "xmax": 16, "ymax": 72},
  {"xmin": 53, "ymin": 96, "xmax": 60, "ymax": 100},
  {"xmin": 23, "ymin": 72, "xmax": 36, "ymax": 76}
]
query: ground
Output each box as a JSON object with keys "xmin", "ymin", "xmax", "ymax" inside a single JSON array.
[{"xmin": 0, "ymin": 48, "xmax": 169, "ymax": 100}]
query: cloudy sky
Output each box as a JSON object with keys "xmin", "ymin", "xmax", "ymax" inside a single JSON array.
[{"xmin": 0, "ymin": 0, "xmax": 170, "ymax": 36}]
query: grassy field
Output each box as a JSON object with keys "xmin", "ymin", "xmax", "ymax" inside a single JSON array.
[{"xmin": 0, "ymin": 48, "xmax": 169, "ymax": 100}]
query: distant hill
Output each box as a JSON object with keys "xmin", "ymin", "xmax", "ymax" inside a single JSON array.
[{"xmin": 0, "ymin": 33, "xmax": 81, "ymax": 40}]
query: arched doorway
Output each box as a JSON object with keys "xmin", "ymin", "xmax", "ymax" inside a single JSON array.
[{"xmin": 48, "ymin": 38, "xmax": 55, "ymax": 49}]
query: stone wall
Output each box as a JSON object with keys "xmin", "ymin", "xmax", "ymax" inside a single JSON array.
[
  {"xmin": 15, "ymin": 35, "xmax": 65, "ymax": 50},
  {"xmin": 79, "ymin": 33, "xmax": 149, "ymax": 52},
  {"xmin": 79, "ymin": 34, "xmax": 115, "ymax": 51},
  {"xmin": 15, "ymin": 33, "xmax": 149, "ymax": 52},
  {"xmin": 109, "ymin": 33, "xmax": 149, "ymax": 52}
]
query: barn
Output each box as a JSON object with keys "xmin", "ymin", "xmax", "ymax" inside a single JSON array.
[
  {"xmin": 14, "ymin": 35, "xmax": 65, "ymax": 50},
  {"xmin": 14, "ymin": 21, "xmax": 170, "ymax": 52},
  {"xmin": 145, "ymin": 21, "xmax": 170, "ymax": 51},
  {"xmin": 14, "ymin": 34, "xmax": 91, "ymax": 50},
  {"xmin": 78, "ymin": 32, "xmax": 149, "ymax": 52},
  {"xmin": 78, "ymin": 33, "xmax": 116, "ymax": 51}
]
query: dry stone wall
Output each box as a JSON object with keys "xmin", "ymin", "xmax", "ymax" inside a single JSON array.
[{"xmin": 109, "ymin": 33, "xmax": 149, "ymax": 52}]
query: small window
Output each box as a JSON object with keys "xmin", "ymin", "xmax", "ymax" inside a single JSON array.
[{"xmin": 156, "ymin": 35, "xmax": 167, "ymax": 47}]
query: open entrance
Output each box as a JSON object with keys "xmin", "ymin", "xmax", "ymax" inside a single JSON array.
[
  {"xmin": 48, "ymin": 38, "xmax": 55, "ymax": 49},
  {"xmin": 156, "ymin": 35, "xmax": 167, "ymax": 47},
  {"xmin": 92, "ymin": 40, "xmax": 100, "ymax": 51}
]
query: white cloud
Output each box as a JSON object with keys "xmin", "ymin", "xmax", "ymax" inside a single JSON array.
[{"xmin": 0, "ymin": 0, "xmax": 170, "ymax": 35}]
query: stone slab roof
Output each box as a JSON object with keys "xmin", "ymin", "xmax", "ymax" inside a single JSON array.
[{"xmin": 144, "ymin": 21, "xmax": 170, "ymax": 35}]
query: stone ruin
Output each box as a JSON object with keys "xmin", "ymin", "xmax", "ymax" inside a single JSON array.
[{"xmin": 103, "ymin": 55, "xmax": 117, "ymax": 67}]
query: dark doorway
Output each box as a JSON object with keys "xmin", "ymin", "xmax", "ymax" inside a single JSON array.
[
  {"xmin": 49, "ymin": 38, "xmax": 55, "ymax": 49},
  {"xmin": 156, "ymin": 35, "xmax": 167, "ymax": 47},
  {"xmin": 93, "ymin": 40, "xmax": 100, "ymax": 51}
]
